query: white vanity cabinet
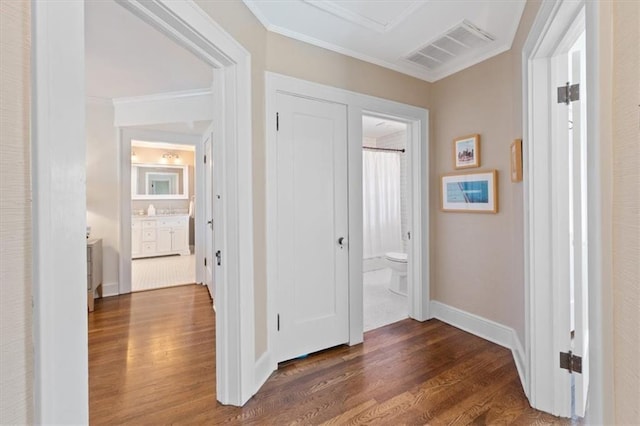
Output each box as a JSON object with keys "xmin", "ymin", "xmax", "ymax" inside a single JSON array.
[{"xmin": 132, "ymin": 215, "xmax": 190, "ymax": 258}]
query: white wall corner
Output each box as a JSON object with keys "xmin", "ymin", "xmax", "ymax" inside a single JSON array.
[
  {"xmin": 430, "ymin": 300, "xmax": 527, "ymax": 393},
  {"xmin": 101, "ymin": 282, "xmax": 120, "ymax": 298},
  {"xmin": 254, "ymin": 351, "xmax": 275, "ymax": 395}
]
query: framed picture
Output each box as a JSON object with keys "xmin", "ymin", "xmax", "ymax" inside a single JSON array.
[
  {"xmin": 510, "ymin": 139, "xmax": 523, "ymax": 182},
  {"xmin": 453, "ymin": 134, "xmax": 480, "ymax": 169},
  {"xmin": 441, "ymin": 170, "xmax": 498, "ymax": 213}
]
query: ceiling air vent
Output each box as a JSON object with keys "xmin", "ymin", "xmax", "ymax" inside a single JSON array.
[{"xmin": 404, "ymin": 20, "xmax": 495, "ymax": 71}]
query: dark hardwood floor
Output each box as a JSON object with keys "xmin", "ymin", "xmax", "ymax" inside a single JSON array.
[{"xmin": 89, "ymin": 285, "xmax": 577, "ymax": 425}]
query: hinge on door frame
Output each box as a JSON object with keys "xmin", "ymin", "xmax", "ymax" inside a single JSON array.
[
  {"xmin": 557, "ymin": 82, "xmax": 580, "ymax": 105},
  {"xmin": 204, "ymin": 257, "xmax": 207, "ymax": 267},
  {"xmin": 215, "ymin": 250, "xmax": 221, "ymax": 266},
  {"xmin": 277, "ymin": 314, "xmax": 280, "ymax": 331},
  {"xmin": 559, "ymin": 351, "xmax": 582, "ymax": 374},
  {"xmin": 276, "ymin": 112, "xmax": 279, "ymax": 131},
  {"xmin": 204, "ymin": 154, "xmax": 207, "ymax": 164}
]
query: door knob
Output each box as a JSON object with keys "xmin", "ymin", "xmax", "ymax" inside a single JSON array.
[{"xmin": 337, "ymin": 237, "xmax": 348, "ymax": 248}]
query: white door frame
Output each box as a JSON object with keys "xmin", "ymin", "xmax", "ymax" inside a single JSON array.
[
  {"xmin": 264, "ymin": 72, "xmax": 429, "ymax": 378},
  {"xmin": 118, "ymin": 129, "xmax": 203, "ymax": 295},
  {"xmin": 32, "ymin": 1, "xmax": 255, "ymax": 422},
  {"xmin": 522, "ymin": 0, "xmax": 603, "ymax": 419}
]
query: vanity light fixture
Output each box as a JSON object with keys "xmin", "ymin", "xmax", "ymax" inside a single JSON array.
[{"xmin": 162, "ymin": 152, "xmax": 180, "ymax": 160}]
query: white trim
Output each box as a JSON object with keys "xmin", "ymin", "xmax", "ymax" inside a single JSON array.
[
  {"xmin": 430, "ymin": 301, "xmax": 526, "ymax": 391},
  {"xmin": 33, "ymin": 1, "xmax": 256, "ymax": 419},
  {"xmin": 113, "ymin": 88, "xmax": 212, "ymax": 105},
  {"xmin": 254, "ymin": 351, "xmax": 275, "ymax": 392},
  {"xmin": 522, "ymin": 0, "xmax": 602, "ymax": 419},
  {"xmin": 264, "ymin": 72, "xmax": 429, "ymax": 375},
  {"xmin": 430, "ymin": 301, "xmax": 515, "ymax": 348},
  {"xmin": 32, "ymin": 3, "xmax": 88, "ymax": 422},
  {"xmin": 101, "ymin": 282, "xmax": 120, "ymax": 298}
]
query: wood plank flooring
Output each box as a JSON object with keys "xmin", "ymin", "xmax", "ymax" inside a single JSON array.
[{"xmin": 89, "ymin": 285, "xmax": 578, "ymax": 425}]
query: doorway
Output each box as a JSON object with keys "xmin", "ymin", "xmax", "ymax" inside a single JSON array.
[
  {"xmin": 265, "ymin": 72, "xmax": 430, "ymax": 376},
  {"xmin": 362, "ymin": 115, "xmax": 411, "ymax": 332},
  {"xmin": 32, "ymin": 1, "xmax": 255, "ymax": 420},
  {"xmin": 523, "ymin": 1, "xmax": 594, "ymax": 419},
  {"xmin": 129, "ymin": 141, "xmax": 198, "ymax": 292}
]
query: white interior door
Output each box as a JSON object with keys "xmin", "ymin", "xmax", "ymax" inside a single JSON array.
[
  {"xmin": 203, "ymin": 130, "xmax": 214, "ymax": 300},
  {"xmin": 275, "ymin": 93, "xmax": 349, "ymax": 363},
  {"xmin": 569, "ymin": 33, "xmax": 589, "ymax": 418},
  {"xmin": 552, "ymin": 30, "xmax": 589, "ymax": 418}
]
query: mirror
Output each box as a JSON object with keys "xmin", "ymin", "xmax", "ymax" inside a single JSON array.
[{"xmin": 132, "ymin": 164, "xmax": 188, "ymax": 200}]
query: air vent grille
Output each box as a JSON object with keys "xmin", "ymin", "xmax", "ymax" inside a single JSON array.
[{"xmin": 405, "ymin": 20, "xmax": 494, "ymax": 71}]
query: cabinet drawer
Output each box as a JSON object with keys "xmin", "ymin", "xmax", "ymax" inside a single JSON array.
[
  {"xmin": 142, "ymin": 229, "xmax": 157, "ymax": 242},
  {"xmin": 142, "ymin": 242, "xmax": 156, "ymax": 254},
  {"xmin": 158, "ymin": 218, "xmax": 186, "ymax": 227},
  {"xmin": 142, "ymin": 220, "xmax": 156, "ymax": 228}
]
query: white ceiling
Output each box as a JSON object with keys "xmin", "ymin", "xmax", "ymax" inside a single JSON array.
[
  {"xmin": 85, "ymin": 0, "xmax": 213, "ymax": 99},
  {"xmin": 363, "ymin": 116, "xmax": 406, "ymax": 139},
  {"xmin": 243, "ymin": 0, "xmax": 526, "ymax": 82}
]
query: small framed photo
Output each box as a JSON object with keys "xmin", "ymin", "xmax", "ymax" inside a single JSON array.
[
  {"xmin": 511, "ymin": 139, "xmax": 523, "ymax": 182},
  {"xmin": 453, "ymin": 134, "xmax": 481, "ymax": 169},
  {"xmin": 441, "ymin": 170, "xmax": 498, "ymax": 213}
]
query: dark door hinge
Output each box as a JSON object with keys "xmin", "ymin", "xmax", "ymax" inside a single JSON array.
[
  {"xmin": 276, "ymin": 112, "xmax": 279, "ymax": 131},
  {"xmin": 557, "ymin": 82, "xmax": 580, "ymax": 105},
  {"xmin": 559, "ymin": 351, "xmax": 582, "ymax": 374},
  {"xmin": 204, "ymin": 257, "xmax": 207, "ymax": 267},
  {"xmin": 215, "ymin": 250, "xmax": 221, "ymax": 266},
  {"xmin": 204, "ymin": 154, "xmax": 207, "ymax": 164},
  {"xmin": 277, "ymin": 314, "xmax": 280, "ymax": 331}
]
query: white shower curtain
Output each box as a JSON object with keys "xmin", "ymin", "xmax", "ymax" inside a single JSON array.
[{"xmin": 362, "ymin": 150, "xmax": 403, "ymax": 259}]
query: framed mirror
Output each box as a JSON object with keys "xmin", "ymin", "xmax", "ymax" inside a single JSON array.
[{"xmin": 132, "ymin": 164, "xmax": 188, "ymax": 200}]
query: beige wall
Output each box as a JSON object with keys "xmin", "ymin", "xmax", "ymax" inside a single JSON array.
[
  {"xmin": 86, "ymin": 100, "xmax": 120, "ymax": 288},
  {"xmin": 611, "ymin": 1, "xmax": 640, "ymax": 423},
  {"xmin": 0, "ymin": 1, "xmax": 33, "ymax": 423},
  {"xmin": 430, "ymin": 1, "xmax": 540, "ymax": 341}
]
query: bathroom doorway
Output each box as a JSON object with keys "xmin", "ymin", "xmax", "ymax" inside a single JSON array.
[
  {"xmin": 130, "ymin": 140, "xmax": 198, "ymax": 292},
  {"xmin": 362, "ymin": 115, "xmax": 410, "ymax": 331}
]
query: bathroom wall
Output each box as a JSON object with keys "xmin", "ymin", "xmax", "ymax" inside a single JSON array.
[
  {"xmin": 130, "ymin": 145, "xmax": 195, "ymax": 214},
  {"xmin": 86, "ymin": 98, "xmax": 120, "ymax": 291}
]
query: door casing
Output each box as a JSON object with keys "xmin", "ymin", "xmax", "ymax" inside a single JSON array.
[{"xmin": 522, "ymin": 0, "xmax": 605, "ymax": 420}]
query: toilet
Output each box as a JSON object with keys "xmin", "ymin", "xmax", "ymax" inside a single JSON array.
[{"xmin": 384, "ymin": 252, "xmax": 408, "ymax": 296}]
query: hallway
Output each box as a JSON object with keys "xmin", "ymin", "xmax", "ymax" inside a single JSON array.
[{"xmin": 88, "ymin": 285, "xmax": 576, "ymax": 424}]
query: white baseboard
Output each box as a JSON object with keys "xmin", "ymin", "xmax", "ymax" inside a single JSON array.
[
  {"xmin": 101, "ymin": 281, "xmax": 119, "ymax": 297},
  {"xmin": 430, "ymin": 300, "xmax": 527, "ymax": 394},
  {"xmin": 254, "ymin": 350, "xmax": 276, "ymax": 395}
]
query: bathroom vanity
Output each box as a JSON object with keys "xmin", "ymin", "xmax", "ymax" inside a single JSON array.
[{"xmin": 132, "ymin": 214, "xmax": 190, "ymax": 259}]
